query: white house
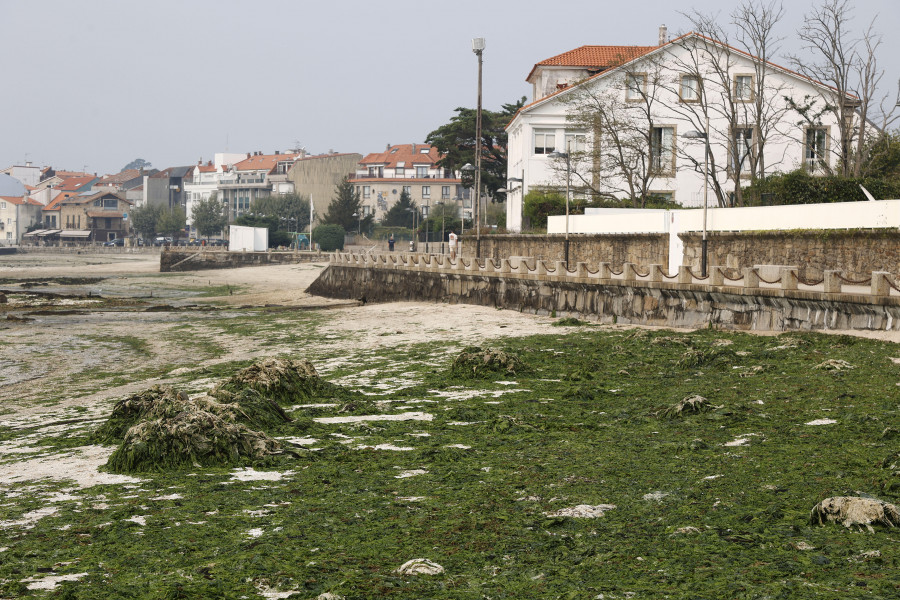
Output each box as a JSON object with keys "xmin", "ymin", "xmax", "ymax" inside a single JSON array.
[
  {"xmin": 505, "ymin": 29, "xmax": 856, "ymax": 232},
  {"xmin": 0, "ymin": 195, "xmax": 43, "ymax": 245}
]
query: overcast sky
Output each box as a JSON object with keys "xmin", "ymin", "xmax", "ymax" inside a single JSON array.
[{"xmin": 2, "ymin": 0, "xmax": 898, "ymax": 176}]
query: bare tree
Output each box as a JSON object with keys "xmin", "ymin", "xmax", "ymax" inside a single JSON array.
[
  {"xmin": 787, "ymin": 0, "xmax": 879, "ymax": 177},
  {"xmin": 672, "ymin": 3, "xmax": 789, "ymax": 206},
  {"xmin": 561, "ymin": 54, "xmax": 669, "ymax": 207}
]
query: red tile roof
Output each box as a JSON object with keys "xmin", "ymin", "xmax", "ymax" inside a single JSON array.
[
  {"xmin": 359, "ymin": 144, "xmax": 442, "ymax": 169},
  {"xmin": 53, "ymin": 171, "xmax": 94, "ymax": 179},
  {"xmin": 43, "ymin": 195, "xmax": 67, "ymax": 211},
  {"xmin": 0, "ymin": 195, "xmax": 42, "ymax": 206},
  {"xmin": 526, "ymin": 45, "xmax": 658, "ymax": 82},
  {"xmin": 96, "ymin": 169, "xmax": 143, "ymax": 185},
  {"xmin": 232, "ymin": 153, "xmax": 301, "ymax": 173},
  {"xmin": 55, "ymin": 175, "xmax": 96, "ymax": 191}
]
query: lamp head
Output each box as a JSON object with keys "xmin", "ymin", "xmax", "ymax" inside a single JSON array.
[{"xmin": 472, "ymin": 38, "xmax": 485, "ymax": 53}]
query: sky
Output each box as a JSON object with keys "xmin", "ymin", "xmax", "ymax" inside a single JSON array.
[{"xmin": 2, "ymin": 0, "xmax": 898, "ymax": 177}]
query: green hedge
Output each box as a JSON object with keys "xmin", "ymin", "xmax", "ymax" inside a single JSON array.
[
  {"xmin": 312, "ymin": 224, "xmax": 345, "ymax": 251},
  {"xmin": 742, "ymin": 170, "xmax": 900, "ymax": 205}
]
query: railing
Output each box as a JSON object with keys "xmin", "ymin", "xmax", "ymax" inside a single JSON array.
[{"xmin": 329, "ymin": 252, "xmax": 900, "ymax": 301}]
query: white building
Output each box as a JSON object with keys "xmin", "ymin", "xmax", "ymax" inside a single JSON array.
[
  {"xmin": 0, "ymin": 195, "xmax": 43, "ymax": 246},
  {"xmin": 505, "ymin": 29, "xmax": 856, "ymax": 232},
  {"xmin": 182, "ymin": 153, "xmax": 246, "ymax": 230}
]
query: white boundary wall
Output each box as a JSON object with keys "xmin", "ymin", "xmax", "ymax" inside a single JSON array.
[
  {"xmin": 228, "ymin": 225, "xmax": 268, "ymax": 252},
  {"xmin": 548, "ymin": 200, "xmax": 900, "ymax": 273}
]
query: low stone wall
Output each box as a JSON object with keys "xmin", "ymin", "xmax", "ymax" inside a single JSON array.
[
  {"xmin": 468, "ymin": 233, "xmax": 668, "ymax": 269},
  {"xmin": 160, "ymin": 249, "xmax": 329, "ymax": 272},
  {"xmin": 680, "ymin": 230, "xmax": 900, "ymax": 280},
  {"xmin": 308, "ymin": 261, "xmax": 900, "ymax": 333}
]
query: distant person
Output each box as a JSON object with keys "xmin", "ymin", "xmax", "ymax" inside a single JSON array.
[
  {"xmin": 388, "ymin": 234, "xmax": 395, "ymax": 252},
  {"xmin": 448, "ymin": 231, "xmax": 458, "ymax": 259}
]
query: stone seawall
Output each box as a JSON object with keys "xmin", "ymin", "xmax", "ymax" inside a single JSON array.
[
  {"xmin": 472, "ymin": 234, "xmax": 669, "ymax": 268},
  {"xmin": 160, "ymin": 250, "xmax": 328, "ymax": 272},
  {"xmin": 307, "ymin": 264, "xmax": 900, "ymax": 333}
]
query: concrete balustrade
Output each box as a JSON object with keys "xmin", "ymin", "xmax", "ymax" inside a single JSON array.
[
  {"xmin": 872, "ymin": 272, "xmax": 891, "ymax": 296},
  {"xmin": 744, "ymin": 267, "xmax": 760, "ymax": 289},
  {"xmin": 782, "ymin": 268, "xmax": 798, "ymax": 290},
  {"xmin": 333, "ymin": 251, "xmax": 900, "ymax": 300},
  {"xmin": 824, "ymin": 270, "xmax": 842, "ymax": 293}
]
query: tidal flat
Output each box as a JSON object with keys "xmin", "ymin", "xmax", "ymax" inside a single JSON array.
[{"xmin": 1, "ymin": 254, "xmax": 899, "ymax": 598}]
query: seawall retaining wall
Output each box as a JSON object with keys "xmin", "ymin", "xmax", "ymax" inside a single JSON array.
[
  {"xmin": 160, "ymin": 249, "xmax": 328, "ymax": 272},
  {"xmin": 307, "ymin": 255, "xmax": 900, "ymax": 333}
]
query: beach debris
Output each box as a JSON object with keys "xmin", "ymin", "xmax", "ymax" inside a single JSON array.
[
  {"xmin": 450, "ymin": 346, "xmax": 525, "ymax": 377},
  {"xmin": 544, "ymin": 504, "xmax": 616, "ymax": 518},
  {"xmin": 394, "ymin": 558, "xmax": 445, "ymax": 576},
  {"xmin": 810, "ymin": 496, "xmax": 900, "ymax": 532},
  {"xmin": 814, "ymin": 359, "xmax": 855, "ymax": 371},
  {"xmin": 663, "ymin": 394, "xmax": 712, "ymax": 418}
]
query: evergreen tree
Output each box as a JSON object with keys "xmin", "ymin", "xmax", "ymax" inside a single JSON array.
[
  {"xmin": 322, "ymin": 177, "xmax": 374, "ymax": 233},
  {"xmin": 382, "ymin": 189, "xmax": 418, "ymax": 227},
  {"xmin": 130, "ymin": 204, "xmax": 162, "ymax": 239}
]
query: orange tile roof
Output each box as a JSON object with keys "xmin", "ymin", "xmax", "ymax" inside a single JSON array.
[
  {"xmin": 43, "ymin": 195, "xmax": 66, "ymax": 211},
  {"xmin": 96, "ymin": 169, "xmax": 143, "ymax": 185},
  {"xmin": 197, "ymin": 165, "xmax": 217, "ymax": 173},
  {"xmin": 526, "ymin": 45, "xmax": 658, "ymax": 82},
  {"xmin": 233, "ymin": 153, "xmax": 301, "ymax": 173},
  {"xmin": 359, "ymin": 144, "xmax": 442, "ymax": 169},
  {"xmin": 54, "ymin": 170, "xmax": 93, "ymax": 179},
  {"xmin": 0, "ymin": 195, "xmax": 42, "ymax": 206},
  {"xmin": 56, "ymin": 175, "xmax": 96, "ymax": 191}
]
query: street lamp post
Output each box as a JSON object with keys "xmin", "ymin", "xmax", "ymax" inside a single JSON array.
[
  {"xmin": 547, "ymin": 149, "xmax": 571, "ymax": 267},
  {"xmin": 681, "ymin": 116, "xmax": 710, "ymax": 277},
  {"xmin": 352, "ymin": 212, "xmax": 361, "ymax": 236},
  {"xmin": 472, "ymin": 37, "xmax": 485, "ymax": 259},
  {"xmin": 437, "ymin": 201, "xmax": 446, "ymax": 254}
]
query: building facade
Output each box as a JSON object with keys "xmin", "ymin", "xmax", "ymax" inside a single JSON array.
[
  {"xmin": 348, "ymin": 144, "xmax": 465, "ymax": 222},
  {"xmin": 0, "ymin": 195, "xmax": 43, "ymax": 245},
  {"xmin": 505, "ymin": 30, "xmax": 856, "ymax": 232}
]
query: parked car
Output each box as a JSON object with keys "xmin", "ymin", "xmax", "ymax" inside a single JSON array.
[
  {"xmin": 207, "ymin": 239, "xmax": 227, "ymax": 247},
  {"xmin": 153, "ymin": 236, "xmax": 173, "ymax": 246},
  {"xmin": 103, "ymin": 238, "xmax": 124, "ymax": 247}
]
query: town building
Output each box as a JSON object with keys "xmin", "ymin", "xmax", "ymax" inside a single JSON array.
[
  {"xmin": 288, "ymin": 152, "xmax": 362, "ymax": 223},
  {"xmin": 348, "ymin": 144, "xmax": 465, "ymax": 223},
  {"xmin": 0, "ymin": 195, "xmax": 43, "ymax": 245},
  {"xmin": 217, "ymin": 151, "xmax": 301, "ymax": 221},
  {"xmin": 59, "ymin": 190, "xmax": 132, "ymax": 243},
  {"xmin": 505, "ymin": 28, "xmax": 858, "ymax": 231}
]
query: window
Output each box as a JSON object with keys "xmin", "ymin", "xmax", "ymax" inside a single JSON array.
[
  {"xmin": 650, "ymin": 126, "xmax": 675, "ymax": 175},
  {"xmin": 534, "ymin": 129, "xmax": 556, "ymax": 154},
  {"xmin": 463, "ymin": 198, "xmax": 473, "ymax": 209},
  {"xmin": 0, "ymin": 202, "xmax": 5, "ymax": 209},
  {"xmin": 363, "ymin": 186, "xmax": 371, "ymax": 198},
  {"xmin": 362, "ymin": 205, "xmax": 371, "ymax": 216},
  {"xmin": 732, "ymin": 127, "xmax": 755, "ymax": 175},
  {"xmin": 402, "ymin": 185, "xmax": 411, "ymax": 195},
  {"xmin": 104, "ymin": 198, "xmax": 117, "ymax": 209},
  {"xmin": 441, "ymin": 185, "xmax": 450, "ymax": 199},
  {"xmin": 422, "ymin": 186, "xmax": 431, "ymax": 198},
  {"xmin": 805, "ymin": 127, "xmax": 828, "ymax": 172},
  {"xmin": 649, "ymin": 191, "xmax": 674, "ymax": 203},
  {"xmin": 626, "ymin": 73, "xmax": 646, "ymax": 101},
  {"xmin": 395, "ymin": 167, "xmax": 405, "ymax": 177},
  {"xmin": 416, "ymin": 166, "xmax": 429, "ymax": 178},
  {"xmin": 734, "ymin": 75, "xmax": 754, "ymax": 101},
  {"xmin": 680, "ymin": 75, "xmax": 700, "ymax": 102},
  {"xmin": 564, "ymin": 132, "xmax": 587, "ymax": 153},
  {"xmin": 422, "ymin": 205, "xmax": 429, "ymax": 217}
]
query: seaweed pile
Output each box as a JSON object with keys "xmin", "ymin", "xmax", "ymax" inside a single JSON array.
[{"xmin": 96, "ymin": 358, "xmax": 355, "ymax": 473}]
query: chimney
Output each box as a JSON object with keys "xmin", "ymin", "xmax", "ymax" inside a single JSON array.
[
  {"xmin": 658, "ymin": 24, "xmax": 667, "ymax": 45},
  {"xmin": 275, "ymin": 150, "xmax": 280, "ymax": 155},
  {"xmin": 247, "ymin": 152, "xmax": 251, "ymax": 159},
  {"xmin": 411, "ymin": 144, "xmax": 416, "ymax": 154},
  {"xmin": 386, "ymin": 143, "xmax": 391, "ymax": 150}
]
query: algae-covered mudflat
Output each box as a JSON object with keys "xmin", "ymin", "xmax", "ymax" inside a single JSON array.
[{"xmin": 2, "ymin": 317, "xmax": 899, "ymax": 598}]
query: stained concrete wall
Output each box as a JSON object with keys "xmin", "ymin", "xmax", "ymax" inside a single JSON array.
[
  {"xmin": 160, "ymin": 249, "xmax": 328, "ymax": 272},
  {"xmin": 470, "ymin": 234, "xmax": 668, "ymax": 268},
  {"xmin": 680, "ymin": 230, "xmax": 900, "ymax": 280},
  {"xmin": 464, "ymin": 230, "xmax": 900, "ymax": 281},
  {"xmin": 307, "ymin": 264, "xmax": 900, "ymax": 333}
]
